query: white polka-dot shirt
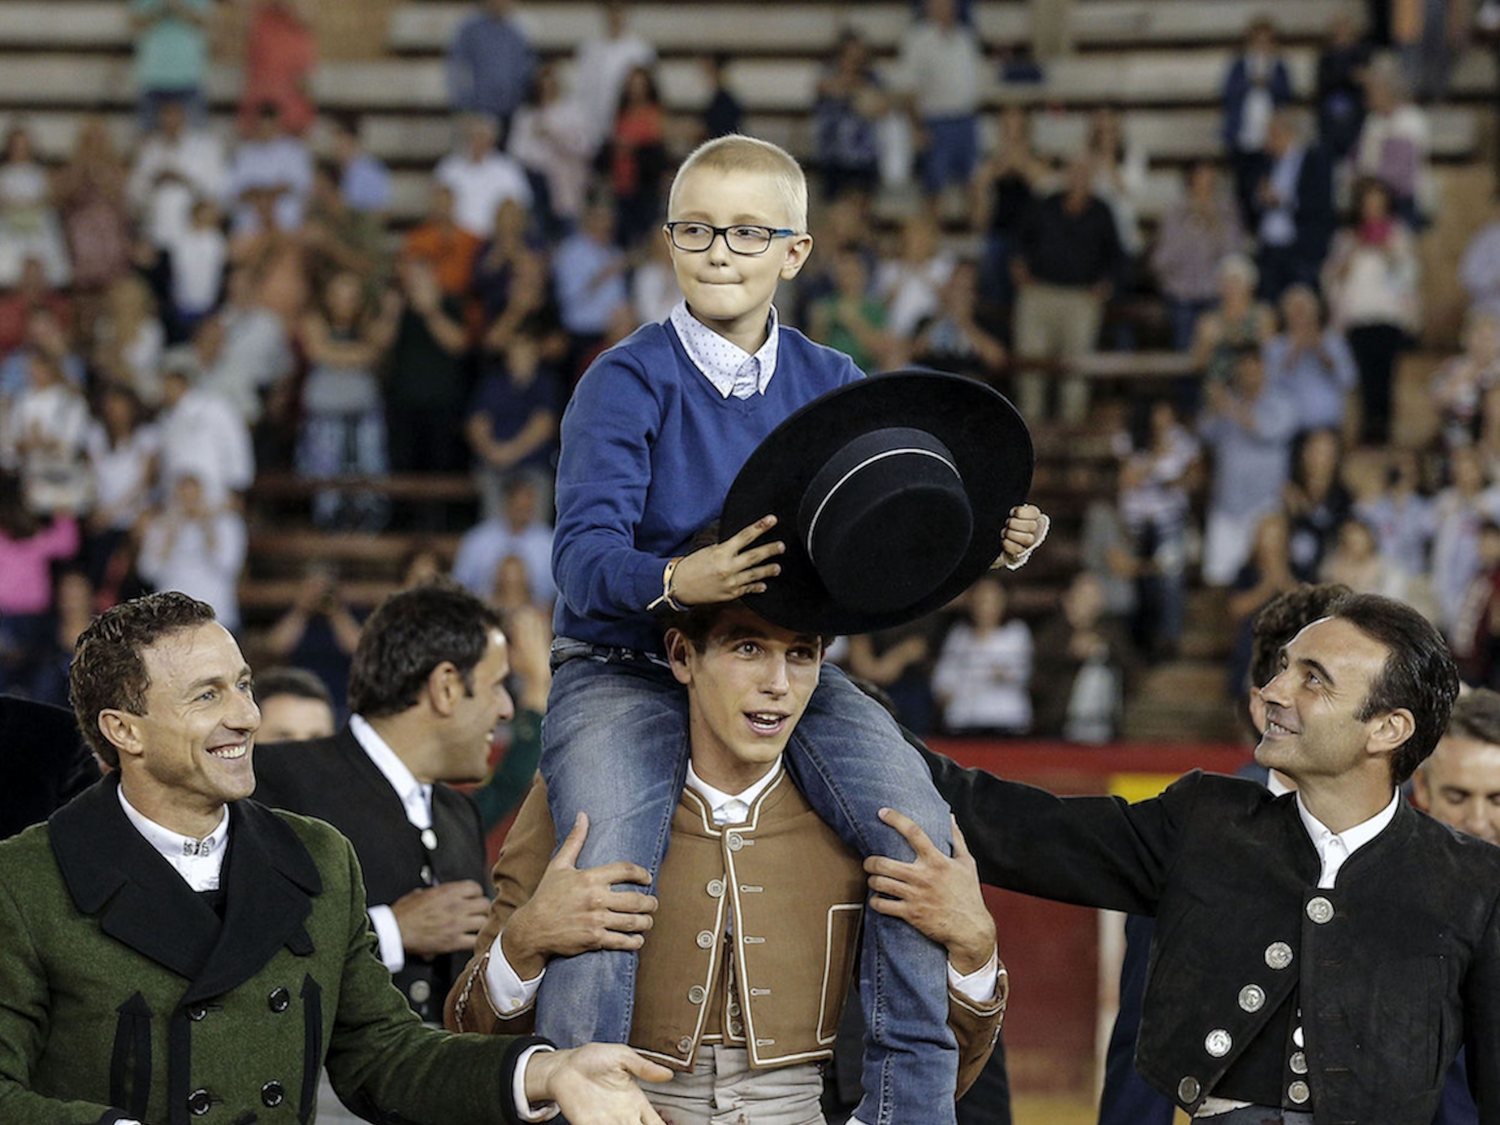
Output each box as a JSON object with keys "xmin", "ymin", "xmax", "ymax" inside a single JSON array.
[{"xmin": 669, "ymin": 300, "xmax": 780, "ymax": 399}]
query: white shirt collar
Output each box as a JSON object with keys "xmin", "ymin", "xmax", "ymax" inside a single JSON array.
[
  {"xmin": 117, "ymin": 786, "xmax": 230, "ymax": 892},
  {"xmin": 1266, "ymin": 769, "xmax": 1294, "ymax": 797},
  {"xmin": 349, "ymin": 714, "xmax": 433, "ymax": 830},
  {"xmin": 669, "ymin": 300, "xmax": 780, "ymax": 399},
  {"xmin": 1295, "ymin": 790, "xmax": 1401, "ymax": 888},
  {"xmin": 684, "ymin": 758, "xmax": 782, "ymax": 826}
]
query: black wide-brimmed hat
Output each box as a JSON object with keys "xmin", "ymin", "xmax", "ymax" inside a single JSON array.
[{"xmin": 720, "ymin": 370, "xmax": 1033, "ymax": 635}]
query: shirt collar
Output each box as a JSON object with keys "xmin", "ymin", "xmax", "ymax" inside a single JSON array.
[
  {"xmin": 349, "ymin": 714, "xmax": 432, "ymax": 829},
  {"xmin": 685, "ymin": 758, "xmax": 782, "ymax": 825},
  {"xmin": 117, "ymin": 785, "xmax": 229, "ymax": 890},
  {"xmin": 669, "ymin": 300, "xmax": 780, "ymax": 398},
  {"xmin": 1295, "ymin": 789, "xmax": 1400, "ymax": 862}
]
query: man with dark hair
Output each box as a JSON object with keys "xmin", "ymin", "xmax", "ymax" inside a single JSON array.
[
  {"xmin": 0, "ymin": 591, "xmax": 671, "ymax": 1123},
  {"xmin": 889, "ymin": 592, "xmax": 1500, "ymax": 1122},
  {"xmin": 253, "ymin": 665, "xmax": 336, "ymax": 743},
  {"xmin": 254, "ymin": 581, "xmax": 505, "ymax": 1026}
]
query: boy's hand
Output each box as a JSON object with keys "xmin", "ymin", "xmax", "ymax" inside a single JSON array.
[
  {"xmin": 995, "ymin": 504, "xmax": 1049, "ymax": 570},
  {"xmin": 670, "ymin": 516, "xmax": 785, "ymax": 606}
]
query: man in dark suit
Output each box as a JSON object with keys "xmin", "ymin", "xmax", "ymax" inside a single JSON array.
[
  {"xmin": 875, "ymin": 593, "xmax": 1500, "ymax": 1123},
  {"xmin": 0, "ymin": 693, "xmax": 99, "ymax": 839},
  {"xmin": 1254, "ymin": 110, "xmax": 1336, "ymax": 301},
  {"xmin": 254, "ymin": 581, "xmax": 503, "ymax": 1025},
  {"xmin": 0, "ymin": 590, "xmax": 670, "ymax": 1124}
]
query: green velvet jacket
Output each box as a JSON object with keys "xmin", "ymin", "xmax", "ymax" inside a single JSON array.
[{"xmin": 0, "ymin": 775, "xmax": 542, "ymax": 1125}]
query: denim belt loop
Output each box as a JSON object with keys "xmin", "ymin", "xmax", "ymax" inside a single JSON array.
[{"xmin": 550, "ymin": 637, "xmax": 670, "ymax": 671}]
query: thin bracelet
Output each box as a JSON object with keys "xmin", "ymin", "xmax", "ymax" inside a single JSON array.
[{"xmin": 647, "ymin": 556, "xmax": 686, "ymax": 612}]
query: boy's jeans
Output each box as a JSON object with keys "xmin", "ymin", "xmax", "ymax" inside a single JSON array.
[{"xmin": 537, "ymin": 642, "xmax": 960, "ymax": 1125}]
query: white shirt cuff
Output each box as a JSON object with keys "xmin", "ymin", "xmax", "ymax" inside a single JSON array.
[
  {"xmin": 1003, "ymin": 513, "xmax": 1049, "ymax": 571},
  {"xmin": 367, "ymin": 905, "xmax": 406, "ymax": 974},
  {"xmin": 948, "ymin": 949, "xmax": 1000, "ymax": 1004},
  {"xmin": 514, "ymin": 1044, "xmax": 561, "ymax": 1122},
  {"xmin": 485, "ymin": 929, "xmax": 546, "ymax": 1016}
]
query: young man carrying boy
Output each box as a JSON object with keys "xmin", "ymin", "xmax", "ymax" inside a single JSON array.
[
  {"xmin": 449, "ymin": 601, "xmax": 1008, "ymax": 1123},
  {"xmin": 542, "ymin": 133, "xmax": 1045, "ymax": 1124}
]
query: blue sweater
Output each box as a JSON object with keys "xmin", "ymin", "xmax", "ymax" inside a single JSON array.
[{"xmin": 552, "ymin": 319, "xmax": 861, "ymax": 654}]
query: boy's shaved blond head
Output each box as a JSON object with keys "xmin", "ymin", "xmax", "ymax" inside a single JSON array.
[{"xmin": 668, "ymin": 133, "xmax": 808, "ymax": 233}]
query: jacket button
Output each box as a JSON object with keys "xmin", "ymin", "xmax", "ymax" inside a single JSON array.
[
  {"xmin": 1289, "ymin": 1050, "xmax": 1308, "ymax": 1075},
  {"xmin": 187, "ymin": 1088, "xmax": 212, "ymax": 1116},
  {"xmin": 1237, "ymin": 984, "xmax": 1265, "ymax": 1013},
  {"xmin": 267, "ymin": 987, "xmax": 291, "ymax": 1013},
  {"xmin": 1204, "ymin": 1029, "xmax": 1232, "ymax": 1058},
  {"xmin": 706, "ymin": 879, "xmax": 725, "ymax": 898},
  {"xmin": 1293, "ymin": 1025, "xmax": 1304, "ymax": 1048},
  {"xmin": 1177, "ymin": 1076, "xmax": 1200, "ymax": 1102},
  {"xmin": 729, "ymin": 1018, "xmax": 744, "ymax": 1037},
  {"xmin": 1288, "ymin": 1079, "xmax": 1311, "ymax": 1104},
  {"xmin": 409, "ymin": 979, "xmax": 432, "ymax": 1003},
  {"xmin": 1265, "ymin": 941, "xmax": 1294, "ymax": 970},
  {"xmin": 261, "ymin": 1080, "xmax": 285, "ymax": 1107},
  {"xmin": 695, "ymin": 930, "xmax": 715, "ymax": 949},
  {"xmin": 187, "ymin": 1004, "xmax": 208, "ymax": 1022},
  {"xmin": 687, "ymin": 985, "xmax": 706, "ymax": 1004},
  {"xmin": 726, "ymin": 832, "xmax": 744, "ymax": 852},
  {"xmin": 1306, "ymin": 896, "xmax": 1334, "ymax": 925},
  {"xmin": 676, "ymin": 1035, "xmax": 693, "ymax": 1053}
]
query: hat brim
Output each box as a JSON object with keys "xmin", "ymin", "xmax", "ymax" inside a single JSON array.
[{"xmin": 720, "ymin": 370, "xmax": 1034, "ymax": 635}]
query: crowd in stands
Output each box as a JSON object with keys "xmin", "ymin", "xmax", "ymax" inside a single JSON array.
[{"xmin": 4, "ymin": 0, "xmax": 1500, "ymax": 748}]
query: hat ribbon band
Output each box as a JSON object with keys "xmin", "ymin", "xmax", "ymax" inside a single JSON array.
[{"xmin": 804, "ymin": 448, "xmax": 960, "ymax": 556}]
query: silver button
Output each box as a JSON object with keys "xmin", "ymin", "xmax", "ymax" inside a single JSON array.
[
  {"xmin": 695, "ymin": 930, "xmax": 715, "ymax": 949},
  {"xmin": 727, "ymin": 832, "xmax": 744, "ymax": 852},
  {"xmin": 706, "ymin": 879, "xmax": 725, "ymax": 898},
  {"xmin": 727, "ymin": 1001, "xmax": 740, "ymax": 1017},
  {"xmin": 1178, "ymin": 1076, "xmax": 1200, "ymax": 1102},
  {"xmin": 408, "ymin": 980, "xmax": 431, "ymax": 1003},
  {"xmin": 1238, "ymin": 984, "xmax": 1265, "ymax": 1013},
  {"xmin": 676, "ymin": 1036, "xmax": 693, "ymax": 1053},
  {"xmin": 1265, "ymin": 942, "xmax": 1294, "ymax": 970},
  {"xmin": 1288, "ymin": 1079, "xmax": 1311, "ymax": 1104},
  {"xmin": 729, "ymin": 1018, "xmax": 744, "ymax": 1037},
  {"xmin": 1290, "ymin": 1051, "xmax": 1308, "ymax": 1075},
  {"xmin": 1204, "ymin": 1029, "xmax": 1233, "ymax": 1058},
  {"xmin": 687, "ymin": 985, "xmax": 706, "ymax": 1004},
  {"xmin": 1306, "ymin": 896, "xmax": 1334, "ymax": 925},
  {"xmin": 1293, "ymin": 1025, "xmax": 1304, "ymax": 1048}
]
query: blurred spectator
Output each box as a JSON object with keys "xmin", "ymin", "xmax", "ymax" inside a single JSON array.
[
  {"xmin": 472, "ymin": 198, "xmax": 540, "ymax": 319},
  {"xmin": 630, "ymin": 231, "xmax": 679, "ymax": 325},
  {"xmin": 465, "ymin": 326, "xmax": 560, "ymax": 517},
  {"xmin": 911, "ymin": 259, "xmax": 1006, "ymax": 380},
  {"xmin": 129, "ymin": 0, "xmax": 213, "ymax": 131},
  {"xmin": 0, "ymin": 473, "xmax": 78, "ymax": 695},
  {"xmin": 1396, "ymin": 0, "xmax": 1468, "ymax": 102},
  {"xmin": 0, "ymin": 258, "xmax": 71, "ymax": 357},
  {"xmin": 82, "ymin": 384, "xmax": 158, "ymax": 589},
  {"xmin": 814, "ymin": 30, "xmax": 888, "ymax": 202},
  {"xmin": 1199, "ymin": 345, "xmax": 1298, "ymax": 585},
  {"xmin": 1316, "ymin": 10, "xmax": 1370, "ymax": 160},
  {"xmin": 1151, "ymin": 161, "xmax": 1244, "ymax": 352},
  {"xmin": 239, "ymin": 0, "xmax": 318, "ymax": 137},
  {"xmin": 1461, "ymin": 194, "xmax": 1500, "ymax": 321},
  {"xmin": 1222, "ymin": 17, "xmax": 1293, "ymax": 230},
  {"xmin": 607, "ymin": 66, "xmax": 668, "ymax": 248},
  {"xmin": 700, "ymin": 53, "xmax": 744, "ymax": 140},
  {"xmin": 875, "ymin": 212, "xmax": 955, "ymax": 340},
  {"xmin": 1321, "ymin": 516, "xmax": 1407, "ymax": 598},
  {"xmin": 126, "ymin": 96, "xmax": 228, "ymax": 252},
  {"xmin": 329, "ymin": 114, "xmax": 392, "ymax": 216},
  {"xmin": 166, "ymin": 197, "xmax": 227, "ymax": 334},
  {"xmin": 137, "ymin": 472, "xmax": 248, "ymax": 631},
  {"xmin": 53, "ymin": 118, "xmax": 131, "ymax": 294},
  {"xmin": 436, "ymin": 116, "xmax": 532, "ymax": 240},
  {"xmin": 1432, "ymin": 445, "xmax": 1500, "ymax": 642},
  {"xmin": 446, "ymin": 0, "xmax": 537, "ymax": 140},
  {"xmin": 1082, "ymin": 474, "xmax": 1139, "ymax": 619},
  {"xmin": 28, "ymin": 569, "xmax": 95, "ymax": 706},
  {"xmin": 400, "ymin": 541, "xmax": 446, "ymax": 587},
  {"xmin": 1356, "ymin": 449, "xmax": 1436, "ymax": 582},
  {"xmin": 1032, "ymin": 573, "xmax": 1129, "ymax": 742},
  {"xmin": 553, "ymin": 197, "xmax": 629, "ymax": 371},
  {"xmin": 1324, "ymin": 178, "xmax": 1419, "ymax": 445},
  {"xmin": 1457, "ymin": 520, "xmax": 1500, "ymax": 686},
  {"xmin": 572, "ymin": 0, "xmax": 657, "ymax": 153},
  {"xmin": 91, "ymin": 275, "xmax": 166, "ymax": 402},
  {"xmin": 262, "ymin": 568, "xmax": 362, "ymax": 715},
  {"xmin": 385, "ymin": 258, "xmax": 468, "ymax": 475},
  {"xmin": 1012, "ymin": 156, "xmax": 1123, "ymax": 423},
  {"xmin": 1225, "ymin": 510, "xmax": 1298, "ymax": 695},
  {"xmin": 489, "ymin": 554, "xmax": 539, "ymax": 617},
  {"xmin": 507, "ymin": 63, "xmax": 593, "ymax": 236},
  {"xmin": 402, "ymin": 183, "xmax": 482, "ymax": 298},
  {"xmin": 254, "ymin": 665, "xmax": 338, "ymax": 742},
  {"xmin": 1, "ymin": 348, "xmax": 89, "ymax": 515},
  {"xmin": 811, "ymin": 248, "xmax": 890, "ymax": 374},
  {"xmin": 1191, "ymin": 255, "xmax": 1276, "ymax": 394},
  {"xmin": 453, "ymin": 474, "xmax": 555, "ymax": 606},
  {"xmin": 194, "ymin": 268, "xmax": 294, "ymax": 423},
  {"xmin": 795, "ymin": 194, "xmax": 878, "ymax": 328},
  {"xmin": 844, "ymin": 620, "xmax": 941, "ymax": 736},
  {"xmin": 971, "ymin": 105, "xmax": 1048, "ymax": 312},
  {"xmin": 303, "ymin": 162, "xmax": 388, "ymax": 300},
  {"xmin": 226, "ymin": 181, "xmax": 310, "ymax": 323},
  {"xmin": 483, "ymin": 249, "xmax": 564, "ymax": 362},
  {"xmin": 1253, "ymin": 110, "xmax": 1336, "ymax": 301},
  {"xmin": 1087, "ymin": 106, "xmax": 1147, "ymax": 260},
  {"xmin": 228, "ymin": 101, "xmax": 314, "ymax": 235},
  {"xmin": 0, "ymin": 310, "xmax": 83, "ymax": 421},
  {"xmin": 932, "ymin": 576, "xmax": 1033, "ymax": 735},
  {"xmin": 1434, "ymin": 309, "xmax": 1500, "ymax": 448},
  {"xmin": 1264, "ymin": 284, "xmax": 1358, "ymax": 435},
  {"xmin": 1353, "ymin": 54, "xmax": 1431, "ymax": 224},
  {"xmin": 897, "ymin": 0, "xmax": 986, "ymax": 199},
  {"xmin": 1475, "ymin": 382, "xmax": 1500, "ymax": 482},
  {"xmin": 0, "ymin": 125, "xmax": 70, "ymax": 288},
  {"xmin": 1284, "ymin": 428, "xmax": 1352, "ymax": 581},
  {"xmin": 155, "ymin": 359, "xmax": 255, "ymax": 501},
  {"xmin": 298, "ymin": 271, "xmax": 398, "ymax": 529}
]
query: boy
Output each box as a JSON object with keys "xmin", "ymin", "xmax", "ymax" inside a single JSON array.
[{"xmin": 543, "ymin": 134, "xmax": 1043, "ymax": 1125}]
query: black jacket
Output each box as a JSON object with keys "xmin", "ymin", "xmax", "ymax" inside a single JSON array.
[
  {"xmin": 0, "ymin": 695, "xmax": 99, "ymax": 840},
  {"xmin": 922, "ymin": 753, "xmax": 1500, "ymax": 1124},
  {"xmin": 253, "ymin": 727, "xmax": 489, "ymax": 1023}
]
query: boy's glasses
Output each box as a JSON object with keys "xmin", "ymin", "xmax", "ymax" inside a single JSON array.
[{"xmin": 664, "ymin": 221, "xmax": 797, "ymax": 256}]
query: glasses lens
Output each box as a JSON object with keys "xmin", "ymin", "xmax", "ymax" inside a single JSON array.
[
  {"xmin": 672, "ymin": 223, "xmax": 714, "ymax": 251},
  {"xmin": 725, "ymin": 226, "xmax": 772, "ymax": 254}
]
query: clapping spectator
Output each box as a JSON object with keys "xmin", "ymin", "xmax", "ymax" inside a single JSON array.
[
  {"xmin": 82, "ymin": 384, "xmax": 158, "ymax": 590},
  {"xmin": 262, "ymin": 568, "xmax": 362, "ymax": 715},
  {"xmin": 1191, "ymin": 254, "xmax": 1275, "ymax": 394},
  {"xmin": 971, "ymin": 105, "xmax": 1048, "ymax": 311},
  {"xmin": 328, "ymin": 114, "xmax": 391, "ymax": 216},
  {"xmin": 1434, "ymin": 310, "xmax": 1500, "ymax": 449},
  {"xmin": 196, "ymin": 267, "xmax": 294, "ymax": 424},
  {"xmin": 814, "ymin": 30, "xmax": 888, "ymax": 202},
  {"xmin": 53, "ymin": 118, "xmax": 131, "ymax": 294},
  {"xmin": 875, "ymin": 212, "xmax": 955, "ymax": 340},
  {"xmin": 482, "ymin": 249, "xmax": 564, "ymax": 362},
  {"xmin": 606, "ymin": 67, "xmax": 668, "ymax": 249},
  {"xmin": 897, "ymin": 0, "xmax": 985, "ymax": 200},
  {"xmin": 384, "ymin": 258, "xmax": 468, "ymax": 475},
  {"xmin": 1222, "ymin": 17, "xmax": 1293, "ymax": 230},
  {"xmin": 91, "ymin": 275, "xmax": 166, "ymax": 402},
  {"xmin": 0, "ymin": 471, "xmax": 79, "ymax": 695},
  {"xmin": 1353, "ymin": 54, "xmax": 1431, "ymax": 225},
  {"xmin": 910, "ymin": 258, "xmax": 1006, "ymax": 380},
  {"xmin": 507, "ymin": 63, "xmax": 593, "ymax": 237},
  {"xmin": 1432, "ymin": 445, "xmax": 1500, "ymax": 643},
  {"xmin": 572, "ymin": 0, "xmax": 656, "ymax": 153},
  {"xmin": 1, "ymin": 347, "xmax": 89, "ymax": 516},
  {"xmin": 465, "ymin": 326, "xmax": 561, "ymax": 518},
  {"xmin": 126, "ymin": 96, "xmax": 228, "ymax": 253},
  {"xmin": 1253, "ymin": 110, "xmax": 1335, "ymax": 301},
  {"xmin": 1152, "ymin": 162, "xmax": 1244, "ymax": 351},
  {"xmin": 1263, "ymin": 284, "xmax": 1358, "ymax": 436},
  {"xmin": 0, "ymin": 125, "xmax": 70, "ymax": 288},
  {"xmin": 1033, "ymin": 573, "xmax": 1129, "ymax": 742},
  {"xmin": 238, "ymin": 0, "xmax": 318, "ymax": 137},
  {"xmin": 1323, "ymin": 178, "xmax": 1419, "ymax": 445},
  {"xmin": 130, "ymin": 0, "xmax": 213, "ymax": 131},
  {"xmin": 302, "ymin": 163, "xmax": 386, "ymax": 294},
  {"xmin": 1315, "ymin": 10, "xmax": 1370, "ymax": 160},
  {"xmin": 228, "ymin": 101, "xmax": 314, "ymax": 235},
  {"xmin": 155, "ymin": 358, "xmax": 255, "ymax": 502},
  {"xmin": 471, "ymin": 198, "xmax": 541, "ymax": 319},
  {"xmin": 1284, "ymin": 428, "xmax": 1352, "ymax": 582},
  {"xmin": 452, "ymin": 475, "xmax": 555, "ymax": 606},
  {"xmin": 1356, "ymin": 449, "xmax": 1436, "ymax": 584},
  {"xmin": 137, "ymin": 472, "xmax": 248, "ymax": 631},
  {"xmin": 436, "ymin": 116, "xmax": 532, "ymax": 240},
  {"xmin": 932, "ymin": 576, "xmax": 1033, "ymax": 735},
  {"xmin": 553, "ymin": 197, "xmax": 628, "ymax": 375},
  {"xmin": 402, "ymin": 183, "xmax": 482, "ymax": 298},
  {"xmin": 810, "ymin": 248, "xmax": 890, "ymax": 374},
  {"xmin": 446, "ymin": 0, "xmax": 537, "ymax": 142}
]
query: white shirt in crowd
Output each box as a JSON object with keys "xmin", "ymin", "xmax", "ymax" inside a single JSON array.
[
  {"xmin": 932, "ymin": 620, "xmax": 1035, "ymax": 733},
  {"xmin": 169, "ymin": 224, "xmax": 228, "ymax": 317},
  {"xmin": 86, "ymin": 421, "xmax": 161, "ymax": 531},
  {"xmin": 138, "ymin": 506, "xmax": 248, "ymax": 631},
  {"xmin": 228, "ymin": 135, "xmax": 314, "ymax": 234},
  {"xmin": 157, "ymin": 384, "xmax": 255, "ymax": 500},
  {"xmin": 896, "ymin": 19, "xmax": 986, "ymax": 118},
  {"xmin": 571, "ymin": 31, "xmax": 657, "ymax": 150},
  {"xmin": 435, "ymin": 151, "xmax": 534, "ymax": 238},
  {"xmin": 128, "ymin": 127, "xmax": 229, "ymax": 249}
]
